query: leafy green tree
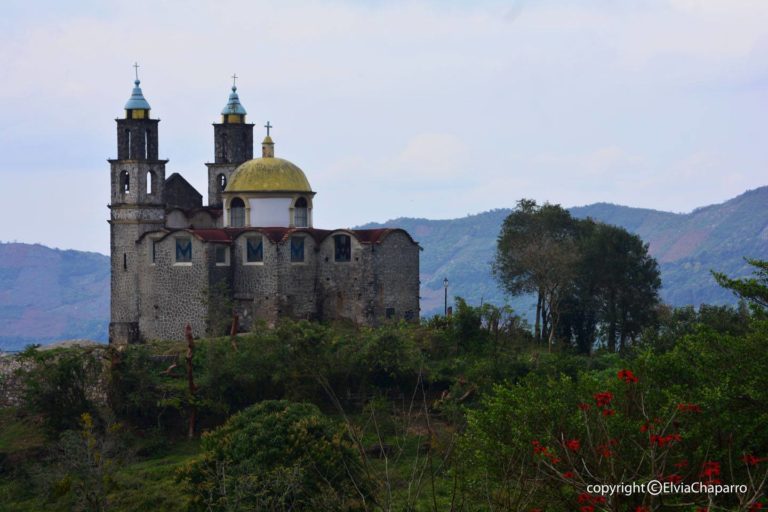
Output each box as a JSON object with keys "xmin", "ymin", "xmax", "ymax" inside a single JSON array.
[
  {"xmin": 562, "ymin": 220, "xmax": 661, "ymax": 352},
  {"xmin": 179, "ymin": 400, "xmax": 375, "ymax": 511},
  {"xmin": 712, "ymin": 258, "xmax": 768, "ymax": 310},
  {"xmin": 494, "ymin": 199, "xmax": 580, "ymax": 348}
]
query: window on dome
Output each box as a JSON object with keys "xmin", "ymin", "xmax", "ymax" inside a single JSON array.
[
  {"xmin": 175, "ymin": 237, "xmax": 192, "ymax": 263},
  {"xmin": 294, "ymin": 197, "xmax": 308, "ymax": 227},
  {"xmin": 334, "ymin": 234, "xmax": 351, "ymax": 262},
  {"xmin": 246, "ymin": 236, "xmax": 263, "ymax": 263},
  {"xmin": 230, "ymin": 198, "xmax": 245, "ymax": 227},
  {"xmin": 290, "ymin": 236, "xmax": 305, "ymax": 262}
]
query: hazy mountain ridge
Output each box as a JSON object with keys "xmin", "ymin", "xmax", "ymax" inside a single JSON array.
[
  {"xmin": 2, "ymin": 187, "xmax": 766, "ymax": 349},
  {"xmin": 0, "ymin": 243, "xmax": 109, "ymax": 351}
]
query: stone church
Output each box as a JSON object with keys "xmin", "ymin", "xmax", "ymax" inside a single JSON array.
[{"xmin": 109, "ymin": 73, "xmax": 420, "ymax": 344}]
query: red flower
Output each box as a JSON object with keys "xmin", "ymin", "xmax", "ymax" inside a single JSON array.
[
  {"xmin": 594, "ymin": 392, "xmax": 613, "ymax": 408},
  {"xmin": 749, "ymin": 502, "xmax": 765, "ymax": 511},
  {"xmin": 664, "ymin": 474, "xmax": 683, "ymax": 484},
  {"xmin": 580, "ymin": 507, "xmax": 595, "ymax": 512},
  {"xmin": 597, "ymin": 444, "xmax": 613, "ymax": 458},
  {"xmin": 650, "ymin": 433, "xmax": 682, "ymax": 448},
  {"xmin": 602, "ymin": 408, "xmax": 616, "ymax": 416},
  {"xmin": 673, "ymin": 459, "xmax": 689, "ymax": 469},
  {"xmin": 532, "ymin": 440, "xmax": 548, "ymax": 455},
  {"xmin": 635, "ymin": 507, "xmax": 650, "ymax": 512},
  {"xmin": 618, "ymin": 369, "xmax": 639, "ymax": 383},
  {"xmin": 742, "ymin": 454, "xmax": 767, "ymax": 466},
  {"xmin": 701, "ymin": 461, "xmax": 721, "ymax": 483},
  {"xmin": 566, "ymin": 439, "xmax": 581, "ymax": 452},
  {"xmin": 578, "ymin": 402, "xmax": 591, "ymax": 411},
  {"xmin": 563, "ymin": 471, "xmax": 575, "ymax": 479},
  {"xmin": 677, "ymin": 403, "xmax": 702, "ymax": 413}
]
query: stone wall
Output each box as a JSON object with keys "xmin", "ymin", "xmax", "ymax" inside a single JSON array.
[{"xmin": 137, "ymin": 234, "xmax": 210, "ymax": 341}]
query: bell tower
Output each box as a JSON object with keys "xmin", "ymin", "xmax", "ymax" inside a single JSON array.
[
  {"xmin": 108, "ymin": 64, "xmax": 167, "ymax": 344},
  {"xmin": 206, "ymin": 74, "xmax": 254, "ymax": 207}
]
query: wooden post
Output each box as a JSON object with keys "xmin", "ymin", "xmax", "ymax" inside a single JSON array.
[{"xmin": 184, "ymin": 324, "xmax": 197, "ymax": 439}]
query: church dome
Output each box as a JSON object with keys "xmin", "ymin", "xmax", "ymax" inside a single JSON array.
[{"xmin": 226, "ymin": 157, "xmax": 312, "ymax": 193}]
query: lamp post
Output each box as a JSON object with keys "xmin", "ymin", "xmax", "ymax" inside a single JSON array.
[{"xmin": 443, "ymin": 277, "xmax": 449, "ymax": 316}]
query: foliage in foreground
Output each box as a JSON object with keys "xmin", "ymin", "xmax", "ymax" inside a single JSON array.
[{"xmin": 179, "ymin": 400, "xmax": 375, "ymax": 511}]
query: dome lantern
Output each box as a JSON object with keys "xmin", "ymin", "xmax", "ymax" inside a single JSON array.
[
  {"xmin": 124, "ymin": 63, "xmax": 151, "ymax": 119},
  {"xmin": 221, "ymin": 74, "xmax": 247, "ymax": 124}
]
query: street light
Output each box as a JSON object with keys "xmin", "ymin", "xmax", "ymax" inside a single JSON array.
[{"xmin": 443, "ymin": 277, "xmax": 449, "ymax": 316}]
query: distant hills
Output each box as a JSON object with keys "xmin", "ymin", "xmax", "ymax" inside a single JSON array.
[
  {"xmin": 2, "ymin": 186, "xmax": 766, "ymax": 350},
  {"xmin": 0, "ymin": 244, "xmax": 109, "ymax": 351}
]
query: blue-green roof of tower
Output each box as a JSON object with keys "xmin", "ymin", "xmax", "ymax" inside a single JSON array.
[
  {"xmin": 124, "ymin": 79, "xmax": 151, "ymax": 110},
  {"xmin": 221, "ymin": 85, "xmax": 247, "ymax": 115}
]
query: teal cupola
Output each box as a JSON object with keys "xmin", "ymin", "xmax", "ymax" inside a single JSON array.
[
  {"xmin": 124, "ymin": 63, "xmax": 151, "ymax": 119},
  {"xmin": 221, "ymin": 74, "xmax": 247, "ymax": 124}
]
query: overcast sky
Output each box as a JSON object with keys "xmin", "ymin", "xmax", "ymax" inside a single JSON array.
[{"xmin": 1, "ymin": 0, "xmax": 767, "ymax": 254}]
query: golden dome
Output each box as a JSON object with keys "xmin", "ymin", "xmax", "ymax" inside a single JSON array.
[{"xmin": 226, "ymin": 157, "xmax": 312, "ymax": 193}]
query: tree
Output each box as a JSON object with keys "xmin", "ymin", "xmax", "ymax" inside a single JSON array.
[
  {"xmin": 565, "ymin": 221, "xmax": 661, "ymax": 352},
  {"xmin": 494, "ymin": 200, "xmax": 580, "ymax": 349},
  {"xmin": 712, "ymin": 258, "xmax": 768, "ymax": 310},
  {"xmin": 495, "ymin": 200, "xmax": 661, "ymax": 353}
]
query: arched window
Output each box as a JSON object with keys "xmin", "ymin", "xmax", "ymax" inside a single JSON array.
[
  {"xmin": 146, "ymin": 170, "xmax": 155, "ymax": 195},
  {"xmin": 217, "ymin": 173, "xmax": 227, "ymax": 191},
  {"xmin": 294, "ymin": 197, "xmax": 308, "ymax": 227},
  {"xmin": 230, "ymin": 197, "xmax": 245, "ymax": 227},
  {"xmin": 120, "ymin": 170, "xmax": 130, "ymax": 194}
]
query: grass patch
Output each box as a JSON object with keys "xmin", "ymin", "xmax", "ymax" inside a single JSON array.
[{"xmin": 0, "ymin": 408, "xmax": 45, "ymax": 453}]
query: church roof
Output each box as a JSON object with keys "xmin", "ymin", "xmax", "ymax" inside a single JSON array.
[
  {"xmin": 125, "ymin": 79, "xmax": 151, "ymax": 110},
  {"xmin": 159, "ymin": 227, "xmax": 416, "ymax": 245},
  {"xmin": 226, "ymin": 157, "xmax": 312, "ymax": 193}
]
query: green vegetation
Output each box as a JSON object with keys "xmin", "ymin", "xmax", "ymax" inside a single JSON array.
[
  {"xmin": 1, "ymin": 224, "xmax": 767, "ymax": 510},
  {"xmin": 1, "ymin": 296, "xmax": 766, "ymax": 510}
]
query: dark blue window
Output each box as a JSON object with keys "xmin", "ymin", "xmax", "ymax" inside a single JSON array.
[
  {"xmin": 334, "ymin": 234, "xmax": 351, "ymax": 262},
  {"xmin": 176, "ymin": 238, "xmax": 192, "ymax": 263},
  {"xmin": 247, "ymin": 237, "xmax": 263, "ymax": 262},
  {"xmin": 290, "ymin": 236, "xmax": 304, "ymax": 262}
]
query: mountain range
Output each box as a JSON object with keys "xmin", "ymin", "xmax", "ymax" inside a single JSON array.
[{"xmin": 2, "ymin": 186, "xmax": 766, "ymax": 350}]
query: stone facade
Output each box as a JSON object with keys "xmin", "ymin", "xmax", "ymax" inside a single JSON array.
[{"xmin": 109, "ymin": 81, "xmax": 420, "ymax": 344}]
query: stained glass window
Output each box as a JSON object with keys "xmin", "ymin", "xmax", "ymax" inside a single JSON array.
[
  {"xmin": 246, "ymin": 236, "xmax": 263, "ymax": 263},
  {"xmin": 176, "ymin": 238, "xmax": 192, "ymax": 263},
  {"xmin": 291, "ymin": 236, "xmax": 304, "ymax": 262}
]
